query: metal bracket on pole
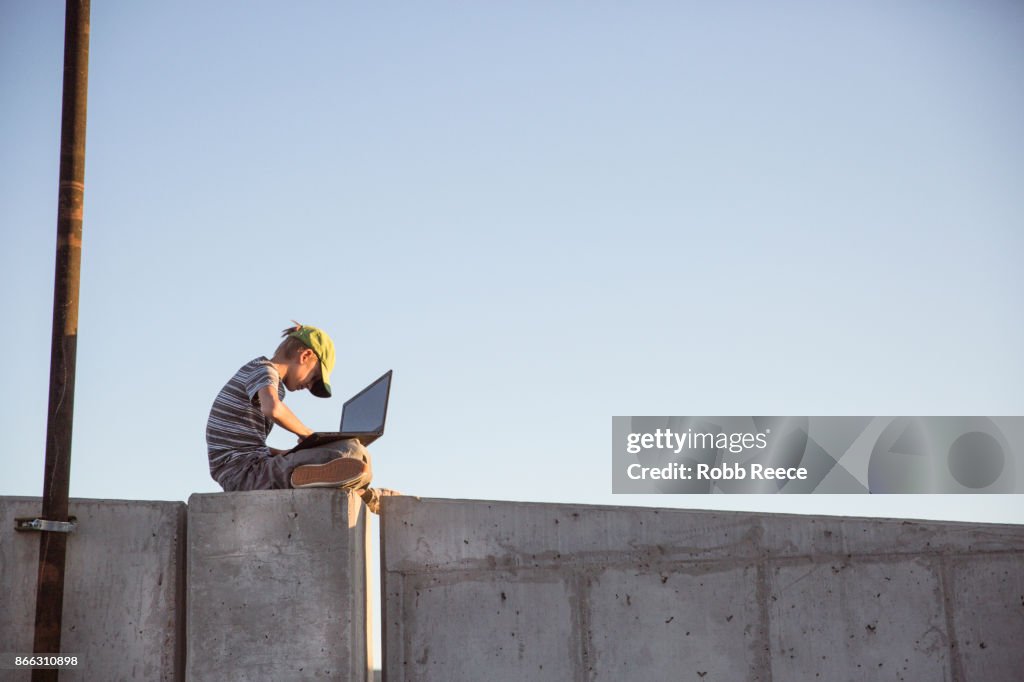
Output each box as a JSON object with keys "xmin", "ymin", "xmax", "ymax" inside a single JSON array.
[{"xmin": 15, "ymin": 517, "xmax": 78, "ymax": 534}]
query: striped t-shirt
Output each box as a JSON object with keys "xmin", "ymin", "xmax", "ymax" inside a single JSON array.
[{"xmin": 206, "ymin": 357, "xmax": 285, "ymax": 484}]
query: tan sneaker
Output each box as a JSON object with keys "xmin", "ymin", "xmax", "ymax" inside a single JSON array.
[
  {"xmin": 360, "ymin": 487, "xmax": 401, "ymax": 514},
  {"xmin": 290, "ymin": 457, "xmax": 371, "ymax": 489}
]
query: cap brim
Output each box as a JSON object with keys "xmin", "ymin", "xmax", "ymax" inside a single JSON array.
[{"xmin": 311, "ymin": 378, "xmax": 331, "ymax": 398}]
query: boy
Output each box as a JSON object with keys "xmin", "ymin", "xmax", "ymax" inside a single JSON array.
[{"xmin": 206, "ymin": 322, "xmax": 395, "ymax": 513}]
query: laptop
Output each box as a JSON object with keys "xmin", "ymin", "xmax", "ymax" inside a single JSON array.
[{"xmin": 285, "ymin": 370, "xmax": 393, "ymax": 454}]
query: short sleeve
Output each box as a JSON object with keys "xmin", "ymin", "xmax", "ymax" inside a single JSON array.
[{"xmin": 242, "ymin": 360, "xmax": 280, "ymax": 402}]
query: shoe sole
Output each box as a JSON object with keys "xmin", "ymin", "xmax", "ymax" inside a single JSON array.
[{"xmin": 290, "ymin": 458, "xmax": 370, "ymax": 489}]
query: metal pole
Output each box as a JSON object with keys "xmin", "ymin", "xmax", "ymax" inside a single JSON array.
[{"xmin": 32, "ymin": 1, "xmax": 90, "ymax": 679}]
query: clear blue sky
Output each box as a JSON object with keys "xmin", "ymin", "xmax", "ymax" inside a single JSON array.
[{"xmin": 2, "ymin": 1, "xmax": 1022, "ymax": 528}]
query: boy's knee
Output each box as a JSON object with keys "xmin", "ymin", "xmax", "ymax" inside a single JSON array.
[
  {"xmin": 350, "ymin": 440, "xmax": 370, "ymax": 462},
  {"xmin": 333, "ymin": 438, "xmax": 369, "ymax": 461}
]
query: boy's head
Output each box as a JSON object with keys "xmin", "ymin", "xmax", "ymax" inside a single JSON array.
[{"xmin": 273, "ymin": 321, "xmax": 335, "ymax": 398}]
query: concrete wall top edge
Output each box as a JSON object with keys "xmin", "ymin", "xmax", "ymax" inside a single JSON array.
[
  {"xmin": 187, "ymin": 488, "xmax": 362, "ymax": 510},
  {"xmin": 188, "ymin": 489, "xmax": 357, "ymax": 500},
  {"xmin": 382, "ymin": 497, "xmax": 1024, "ymax": 574},
  {"xmin": 2, "ymin": 495, "xmax": 187, "ymax": 508}
]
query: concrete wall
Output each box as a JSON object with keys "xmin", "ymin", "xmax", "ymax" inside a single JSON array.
[
  {"xmin": 187, "ymin": 490, "xmax": 372, "ymax": 682},
  {"xmin": 0, "ymin": 497, "xmax": 186, "ymax": 681},
  {"xmin": 381, "ymin": 498, "xmax": 1024, "ymax": 682},
  {"xmin": 5, "ymin": 494, "xmax": 1021, "ymax": 681},
  {"xmin": 1, "ymin": 492, "xmax": 371, "ymax": 682}
]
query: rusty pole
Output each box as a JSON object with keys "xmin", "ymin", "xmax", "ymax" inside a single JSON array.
[{"xmin": 32, "ymin": 1, "xmax": 90, "ymax": 679}]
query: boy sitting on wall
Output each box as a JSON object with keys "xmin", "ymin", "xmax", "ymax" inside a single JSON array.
[{"xmin": 205, "ymin": 321, "xmax": 396, "ymax": 513}]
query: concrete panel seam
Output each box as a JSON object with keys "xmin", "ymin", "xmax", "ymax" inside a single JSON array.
[
  {"xmin": 937, "ymin": 555, "xmax": 966, "ymax": 682},
  {"xmin": 568, "ymin": 570, "xmax": 595, "ymax": 682},
  {"xmin": 754, "ymin": 561, "xmax": 773, "ymax": 682},
  {"xmin": 380, "ymin": 508, "xmax": 394, "ymax": 682},
  {"xmin": 389, "ymin": 567, "xmax": 595, "ymax": 589},
  {"xmin": 363, "ymin": 512, "xmax": 373, "ymax": 682},
  {"xmin": 401, "ymin": 569, "xmax": 417, "ymax": 679},
  {"xmin": 384, "ymin": 550, "xmax": 761, "ymax": 575},
  {"xmin": 381, "ymin": 547, "xmax": 1023, "ymax": 582},
  {"xmin": 761, "ymin": 549, "xmax": 1024, "ymax": 570},
  {"xmin": 175, "ymin": 502, "xmax": 187, "ymax": 682},
  {"xmin": 383, "ymin": 571, "xmax": 402, "ymax": 682}
]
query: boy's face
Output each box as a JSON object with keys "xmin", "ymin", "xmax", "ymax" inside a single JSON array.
[{"xmin": 284, "ymin": 348, "xmax": 322, "ymax": 393}]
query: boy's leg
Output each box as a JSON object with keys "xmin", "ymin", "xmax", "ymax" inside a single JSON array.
[
  {"xmin": 266, "ymin": 439, "xmax": 373, "ymax": 489},
  {"xmin": 214, "ymin": 461, "xmax": 264, "ymax": 492}
]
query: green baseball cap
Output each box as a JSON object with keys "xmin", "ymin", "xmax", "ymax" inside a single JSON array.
[{"xmin": 287, "ymin": 322, "xmax": 335, "ymax": 398}]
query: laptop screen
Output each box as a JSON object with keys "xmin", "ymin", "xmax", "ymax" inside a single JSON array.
[{"xmin": 340, "ymin": 371, "xmax": 392, "ymax": 434}]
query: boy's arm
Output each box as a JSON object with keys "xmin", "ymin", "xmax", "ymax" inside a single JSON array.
[{"xmin": 257, "ymin": 386, "xmax": 314, "ymax": 440}]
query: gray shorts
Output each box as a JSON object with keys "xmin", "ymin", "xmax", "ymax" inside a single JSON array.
[{"xmin": 216, "ymin": 439, "xmax": 372, "ymax": 491}]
